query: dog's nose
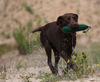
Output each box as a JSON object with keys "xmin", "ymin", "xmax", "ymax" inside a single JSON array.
[
  {"xmin": 73, "ymin": 24, "xmax": 78, "ymax": 27},
  {"xmin": 71, "ymin": 23, "xmax": 78, "ymax": 28}
]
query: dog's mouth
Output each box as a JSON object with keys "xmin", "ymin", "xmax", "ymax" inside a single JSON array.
[{"xmin": 68, "ymin": 24, "xmax": 78, "ymax": 29}]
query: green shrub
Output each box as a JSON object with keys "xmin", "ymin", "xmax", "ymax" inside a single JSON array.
[
  {"xmin": 72, "ymin": 52, "xmax": 94, "ymax": 78},
  {"xmin": 1, "ymin": 32, "xmax": 10, "ymax": 39},
  {"xmin": 13, "ymin": 26, "xmax": 41, "ymax": 54},
  {"xmin": 14, "ymin": 26, "xmax": 32, "ymax": 54},
  {"xmin": 0, "ymin": 44, "xmax": 13, "ymax": 56},
  {"xmin": 3, "ymin": 13, "xmax": 8, "ymax": 18},
  {"xmin": 88, "ymin": 43, "xmax": 100, "ymax": 64},
  {"xmin": 13, "ymin": 19, "xmax": 41, "ymax": 55},
  {"xmin": 22, "ymin": 2, "xmax": 33, "ymax": 14},
  {"xmin": 37, "ymin": 52, "xmax": 95, "ymax": 82},
  {"xmin": 20, "ymin": 73, "xmax": 35, "ymax": 82},
  {"xmin": 37, "ymin": 71, "xmax": 77, "ymax": 82},
  {"xmin": 59, "ymin": 52, "xmax": 94, "ymax": 78},
  {"xmin": 76, "ymin": 42, "xmax": 100, "ymax": 64},
  {"xmin": 13, "ymin": 3, "xmax": 48, "ymax": 55},
  {"xmin": 37, "ymin": 72, "xmax": 63, "ymax": 82},
  {"xmin": 0, "ymin": 72, "xmax": 6, "ymax": 79},
  {"xmin": 16, "ymin": 61, "xmax": 23, "ymax": 71}
]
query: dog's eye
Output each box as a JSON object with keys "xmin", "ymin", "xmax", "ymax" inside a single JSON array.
[
  {"xmin": 73, "ymin": 17, "xmax": 78, "ymax": 21},
  {"xmin": 73, "ymin": 17, "xmax": 76, "ymax": 19},
  {"xmin": 67, "ymin": 17, "xmax": 70, "ymax": 21}
]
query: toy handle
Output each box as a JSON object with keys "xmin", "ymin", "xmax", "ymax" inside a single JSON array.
[{"xmin": 83, "ymin": 26, "xmax": 91, "ymax": 33}]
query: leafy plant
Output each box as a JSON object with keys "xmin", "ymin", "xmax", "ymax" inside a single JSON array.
[
  {"xmin": 13, "ymin": 3, "xmax": 47, "ymax": 55},
  {"xmin": 76, "ymin": 2, "xmax": 80, "ymax": 14},
  {"xmin": 0, "ymin": 44, "xmax": 13, "ymax": 56},
  {"xmin": 1, "ymin": 32, "xmax": 10, "ymax": 39},
  {"xmin": 37, "ymin": 71, "xmax": 77, "ymax": 82},
  {"xmin": 0, "ymin": 72, "xmax": 6, "ymax": 79},
  {"xmin": 22, "ymin": 2, "xmax": 33, "ymax": 14},
  {"xmin": 20, "ymin": 73, "xmax": 35, "ymax": 82},
  {"xmin": 37, "ymin": 72, "xmax": 62, "ymax": 82},
  {"xmin": 14, "ymin": 26, "xmax": 32, "ymax": 54},
  {"xmin": 3, "ymin": 13, "xmax": 8, "ymax": 18},
  {"xmin": 16, "ymin": 61, "xmax": 23, "ymax": 71},
  {"xmin": 88, "ymin": 43, "xmax": 100, "ymax": 64},
  {"xmin": 13, "ymin": 18, "xmax": 41, "ymax": 55},
  {"xmin": 37, "ymin": 52, "xmax": 95, "ymax": 82},
  {"xmin": 72, "ymin": 52, "xmax": 94, "ymax": 78}
]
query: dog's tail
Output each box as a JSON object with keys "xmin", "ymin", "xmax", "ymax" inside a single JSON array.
[{"xmin": 32, "ymin": 26, "xmax": 44, "ymax": 33}]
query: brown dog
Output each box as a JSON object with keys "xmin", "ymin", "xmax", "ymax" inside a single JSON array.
[{"xmin": 32, "ymin": 13, "xmax": 78, "ymax": 74}]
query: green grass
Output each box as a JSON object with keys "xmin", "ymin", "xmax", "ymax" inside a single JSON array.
[
  {"xmin": 13, "ymin": 3, "xmax": 44, "ymax": 55},
  {"xmin": 0, "ymin": 44, "xmax": 13, "ymax": 56},
  {"xmin": 3, "ymin": 13, "xmax": 8, "ymax": 18},
  {"xmin": 37, "ymin": 72, "xmax": 77, "ymax": 82},
  {"xmin": 20, "ymin": 73, "xmax": 35, "ymax": 82},
  {"xmin": 13, "ymin": 19, "xmax": 33, "ymax": 55},
  {"xmin": 87, "ymin": 42, "xmax": 100, "ymax": 64},
  {"xmin": 16, "ymin": 61, "xmax": 23, "ymax": 71},
  {"xmin": 22, "ymin": 2, "xmax": 33, "ymax": 15},
  {"xmin": 37, "ymin": 51, "xmax": 95, "ymax": 82},
  {"xmin": 13, "ymin": 18, "xmax": 41, "ymax": 55},
  {"xmin": 0, "ymin": 32, "xmax": 10, "ymax": 39},
  {"xmin": 0, "ymin": 72, "xmax": 6, "ymax": 79},
  {"xmin": 4, "ymin": 0, "xmax": 9, "ymax": 9},
  {"xmin": 76, "ymin": 42, "xmax": 100, "ymax": 64},
  {"xmin": 72, "ymin": 52, "xmax": 95, "ymax": 77},
  {"xmin": 14, "ymin": 26, "xmax": 33, "ymax": 55}
]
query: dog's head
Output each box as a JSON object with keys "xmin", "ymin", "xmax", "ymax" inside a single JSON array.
[{"xmin": 57, "ymin": 13, "xmax": 78, "ymax": 29}]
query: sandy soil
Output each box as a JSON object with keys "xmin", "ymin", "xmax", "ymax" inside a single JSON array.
[
  {"xmin": 0, "ymin": 50, "xmax": 100, "ymax": 82},
  {"xmin": 0, "ymin": 0, "xmax": 100, "ymax": 82},
  {"xmin": 0, "ymin": 0, "xmax": 100, "ymax": 44}
]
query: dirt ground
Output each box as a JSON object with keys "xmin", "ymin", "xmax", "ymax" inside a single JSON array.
[
  {"xmin": 0, "ymin": 0, "xmax": 100, "ymax": 82},
  {"xmin": 0, "ymin": 50, "xmax": 99, "ymax": 82},
  {"xmin": 0, "ymin": 0, "xmax": 100, "ymax": 42}
]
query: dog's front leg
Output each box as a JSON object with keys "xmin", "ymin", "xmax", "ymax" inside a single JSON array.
[{"xmin": 60, "ymin": 51, "xmax": 78, "ymax": 74}]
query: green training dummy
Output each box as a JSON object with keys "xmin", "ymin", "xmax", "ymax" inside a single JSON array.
[{"xmin": 62, "ymin": 24, "xmax": 91, "ymax": 33}]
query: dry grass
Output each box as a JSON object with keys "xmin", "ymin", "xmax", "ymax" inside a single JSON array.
[
  {"xmin": 0, "ymin": 49, "xmax": 99, "ymax": 82},
  {"xmin": 0, "ymin": 0, "xmax": 100, "ymax": 82},
  {"xmin": 0, "ymin": 0, "xmax": 100, "ymax": 38}
]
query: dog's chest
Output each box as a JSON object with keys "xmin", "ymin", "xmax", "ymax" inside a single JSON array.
[
  {"xmin": 59, "ymin": 34, "xmax": 76, "ymax": 51},
  {"xmin": 61, "ymin": 38, "xmax": 72, "ymax": 48}
]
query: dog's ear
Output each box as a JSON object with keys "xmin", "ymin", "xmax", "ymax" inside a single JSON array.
[
  {"xmin": 74, "ymin": 14, "xmax": 78, "ymax": 20},
  {"xmin": 56, "ymin": 16, "xmax": 63, "ymax": 26},
  {"xmin": 75, "ymin": 14, "xmax": 78, "ymax": 18}
]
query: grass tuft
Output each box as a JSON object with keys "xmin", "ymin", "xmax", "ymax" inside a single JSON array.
[
  {"xmin": 22, "ymin": 2, "xmax": 33, "ymax": 15},
  {"xmin": 37, "ymin": 52, "xmax": 95, "ymax": 82},
  {"xmin": 0, "ymin": 44, "xmax": 13, "ymax": 56},
  {"xmin": 13, "ymin": 26, "xmax": 32, "ymax": 54},
  {"xmin": 13, "ymin": 18, "xmax": 41, "ymax": 55},
  {"xmin": 20, "ymin": 73, "xmax": 35, "ymax": 82}
]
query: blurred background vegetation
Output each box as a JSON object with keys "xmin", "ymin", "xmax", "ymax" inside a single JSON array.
[
  {"xmin": 0, "ymin": 0, "xmax": 100, "ymax": 81},
  {"xmin": 0, "ymin": 0, "xmax": 100, "ymax": 62}
]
